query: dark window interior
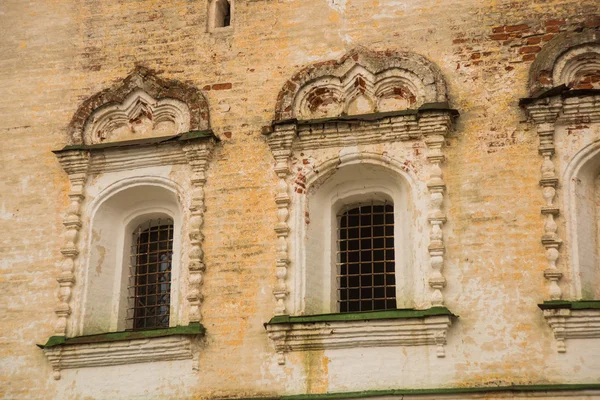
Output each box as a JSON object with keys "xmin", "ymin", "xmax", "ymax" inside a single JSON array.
[
  {"xmin": 337, "ymin": 203, "xmax": 396, "ymax": 312},
  {"xmin": 129, "ymin": 220, "xmax": 173, "ymax": 330}
]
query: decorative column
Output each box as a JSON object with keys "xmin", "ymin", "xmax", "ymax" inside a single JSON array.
[
  {"xmin": 525, "ymin": 101, "xmax": 563, "ymax": 302},
  {"xmin": 54, "ymin": 150, "xmax": 90, "ymax": 338},
  {"xmin": 183, "ymin": 140, "xmax": 216, "ymax": 324},
  {"xmin": 266, "ymin": 124, "xmax": 296, "ymax": 317},
  {"xmin": 421, "ymin": 112, "xmax": 453, "ymax": 308}
]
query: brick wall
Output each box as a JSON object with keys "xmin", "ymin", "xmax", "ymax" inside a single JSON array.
[{"xmin": 1, "ymin": 0, "xmax": 599, "ymax": 398}]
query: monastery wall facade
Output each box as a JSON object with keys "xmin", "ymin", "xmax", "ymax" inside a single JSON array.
[{"xmin": 1, "ymin": 0, "xmax": 600, "ymax": 399}]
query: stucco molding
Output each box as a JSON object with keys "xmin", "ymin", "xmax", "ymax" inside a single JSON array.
[
  {"xmin": 273, "ymin": 49, "xmax": 448, "ymax": 121},
  {"xmin": 50, "ymin": 134, "xmax": 217, "ymax": 378},
  {"xmin": 539, "ymin": 303, "xmax": 600, "ymax": 353},
  {"xmin": 265, "ymin": 309, "xmax": 454, "ymax": 365},
  {"xmin": 265, "ymin": 109, "xmax": 457, "ymax": 318},
  {"xmin": 42, "ymin": 335, "xmax": 194, "ymax": 380},
  {"xmin": 522, "ymin": 92, "xmax": 600, "ymax": 304},
  {"xmin": 68, "ymin": 66, "xmax": 211, "ymax": 145},
  {"xmin": 528, "ymin": 29, "xmax": 600, "ymax": 96}
]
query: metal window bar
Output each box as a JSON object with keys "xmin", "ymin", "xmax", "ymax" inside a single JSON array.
[
  {"xmin": 127, "ymin": 218, "xmax": 173, "ymax": 330},
  {"xmin": 337, "ymin": 202, "xmax": 396, "ymax": 312}
]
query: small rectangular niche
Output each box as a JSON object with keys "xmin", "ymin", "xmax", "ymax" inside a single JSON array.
[{"xmin": 208, "ymin": 0, "xmax": 233, "ymax": 32}]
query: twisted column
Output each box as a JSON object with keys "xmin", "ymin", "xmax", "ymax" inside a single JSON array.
[
  {"xmin": 525, "ymin": 101, "xmax": 563, "ymax": 301},
  {"xmin": 183, "ymin": 140, "xmax": 215, "ymax": 323},
  {"xmin": 538, "ymin": 122, "xmax": 562, "ymax": 300},
  {"xmin": 266, "ymin": 125, "xmax": 295, "ymax": 316},
  {"xmin": 421, "ymin": 113, "xmax": 453, "ymax": 308},
  {"xmin": 54, "ymin": 150, "xmax": 90, "ymax": 337}
]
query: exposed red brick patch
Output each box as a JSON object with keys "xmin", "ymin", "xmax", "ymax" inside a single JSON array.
[
  {"xmin": 541, "ymin": 33, "xmax": 556, "ymax": 42},
  {"xmin": 584, "ymin": 15, "xmax": 600, "ymax": 28},
  {"xmin": 223, "ymin": 131, "xmax": 232, "ymax": 139},
  {"xmin": 471, "ymin": 53, "xmax": 481, "ymax": 60},
  {"xmin": 506, "ymin": 24, "xmax": 529, "ymax": 32},
  {"xmin": 526, "ymin": 36, "xmax": 542, "ymax": 45},
  {"xmin": 492, "ymin": 26, "xmax": 505, "ymax": 33},
  {"xmin": 212, "ymin": 83, "xmax": 232, "ymax": 90},
  {"xmin": 522, "ymin": 54, "xmax": 536, "ymax": 62},
  {"xmin": 545, "ymin": 19, "xmax": 565, "ymax": 26},
  {"xmin": 453, "ymin": 38, "xmax": 468, "ymax": 44},
  {"xmin": 539, "ymin": 71, "xmax": 552, "ymax": 85},
  {"xmin": 519, "ymin": 45, "xmax": 541, "ymax": 54},
  {"xmin": 490, "ymin": 33, "xmax": 509, "ymax": 40},
  {"xmin": 203, "ymin": 85, "xmax": 211, "ymax": 91},
  {"xmin": 545, "ymin": 25, "xmax": 560, "ymax": 33}
]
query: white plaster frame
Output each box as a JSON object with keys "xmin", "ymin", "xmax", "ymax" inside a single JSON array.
[
  {"xmin": 78, "ymin": 177, "xmax": 184, "ymax": 336},
  {"xmin": 291, "ymin": 153, "xmax": 420, "ymax": 315},
  {"xmin": 563, "ymin": 140, "xmax": 600, "ymax": 300}
]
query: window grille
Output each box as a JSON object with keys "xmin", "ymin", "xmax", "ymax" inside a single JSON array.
[
  {"xmin": 337, "ymin": 203, "xmax": 396, "ymax": 312},
  {"xmin": 128, "ymin": 219, "xmax": 173, "ymax": 330}
]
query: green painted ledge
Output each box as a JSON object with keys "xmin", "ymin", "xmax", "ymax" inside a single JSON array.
[
  {"xmin": 538, "ymin": 300, "xmax": 600, "ymax": 310},
  {"xmin": 276, "ymin": 384, "xmax": 600, "ymax": 399},
  {"xmin": 271, "ymin": 102, "xmax": 459, "ymax": 127},
  {"xmin": 37, "ymin": 323, "xmax": 205, "ymax": 349},
  {"xmin": 266, "ymin": 307, "xmax": 456, "ymax": 326},
  {"xmin": 53, "ymin": 129, "xmax": 217, "ymax": 153}
]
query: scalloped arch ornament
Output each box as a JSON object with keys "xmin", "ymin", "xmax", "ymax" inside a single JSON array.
[
  {"xmin": 274, "ymin": 48, "xmax": 448, "ymax": 121},
  {"xmin": 68, "ymin": 67, "xmax": 211, "ymax": 145}
]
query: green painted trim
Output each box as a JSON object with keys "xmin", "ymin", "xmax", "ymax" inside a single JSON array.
[
  {"xmin": 37, "ymin": 323, "xmax": 205, "ymax": 349},
  {"xmin": 520, "ymin": 85, "xmax": 600, "ymax": 106},
  {"xmin": 266, "ymin": 307, "xmax": 456, "ymax": 326},
  {"xmin": 277, "ymin": 384, "xmax": 600, "ymax": 399},
  {"xmin": 179, "ymin": 130, "xmax": 218, "ymax": 141},
  {"xmin": 53, "ymin": 130, "xmax": 216, "ymax": 153},
  {"xmin": 272, "ymin": 103, "xmax": 459, "ymax": 127},
  {"xmin": 538, "ymin": 300, "xmax": 600, "ymax": 310}
]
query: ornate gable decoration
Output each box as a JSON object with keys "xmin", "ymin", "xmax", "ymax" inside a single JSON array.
[
  {"xmin": 68, "ymin": 66, "xmax": 211, "ymax": 145},
  {"xmin": 275, "ymin": 48, "xmax": 448, "ymax": 121}
]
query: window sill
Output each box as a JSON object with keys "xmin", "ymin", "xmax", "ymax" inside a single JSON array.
[
  {"xmin": 264, "ymin": 308, "xmax": 456, "ymax": 365},
  {"xmin": 38, "ymin": 324, "xmax": 205, "ymax": 380},
  {"xmin": 538, "ymin": 301, "xmax": 600, "ymax": 353}
]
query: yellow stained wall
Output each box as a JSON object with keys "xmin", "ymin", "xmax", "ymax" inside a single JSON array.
[{"xmin": 1, "ymin": 0, "xmax": 599, "ymax": 398}]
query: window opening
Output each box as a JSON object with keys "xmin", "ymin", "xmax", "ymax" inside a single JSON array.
[
  {"xmin": 337, "ymin": 202, "xmax": 396, "ymax": 312},
  {"xmin": 215, "ymin": 0, "xmax": 231, "ymax": 28},
  {"xmin": 128, "ymin": 219, "xmax": 173, "ymax": 330}
]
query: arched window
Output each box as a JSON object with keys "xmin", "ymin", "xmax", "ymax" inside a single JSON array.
[
  {"xmin": 81, "ymin": 183, "xmax": 182, "ymax": 335},
  {"xmin": 129, "ymin": 218, "xmax": 174, "ymax": 330},
  {"xmin": 566, "ymin": 146, "xmax": 600, "ymax": 300},
  {"xmin": 337, "ymin": 202, "xmax": 396, "ymax": 312},
  {"xmin": 302, "ymin": 162, "xmax": 415, "ymax": 315}
]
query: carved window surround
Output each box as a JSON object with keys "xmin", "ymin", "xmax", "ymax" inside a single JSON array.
[
  {"xmin": 38, "ymin": 324, "xmax": 204, "ymax": 380},
  {"xmin": 265, "ymin": 308, "xmax": 456, "ymax": 364},
  {"xmin": 44, "ymin": 68, "xmax": 218, "ymax": 379},
  {"xmin": 46, "ymin": 132, "xmax": 216, "ymax": 379},
  {"xmin": 522, "ymin": 88, "xmax": 600, "ymax": 352},
  {"xmin": 538, "ymin": 301, "xmax": 600, "ymax": 353},
  {"xmin": 264, "ymin": 50, "xmax": 459, "ymax": 364},
  {"xmin": 264, "ymin": 107, "xmax": 458, "ymax": 363}
]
